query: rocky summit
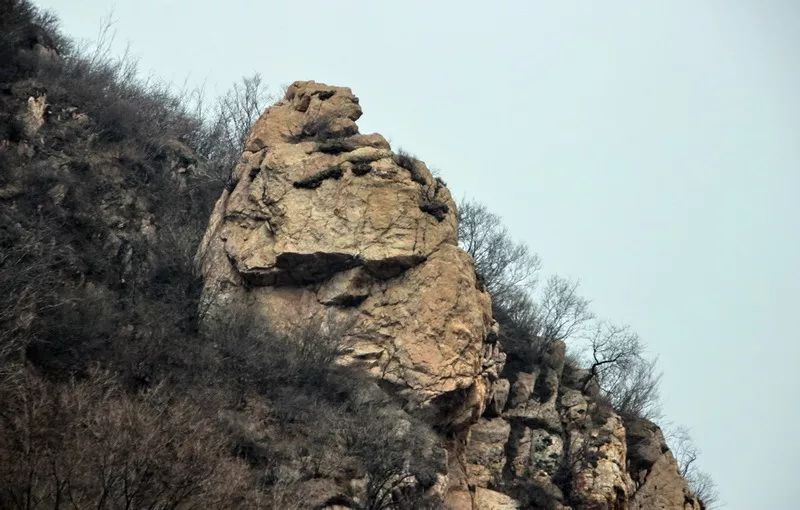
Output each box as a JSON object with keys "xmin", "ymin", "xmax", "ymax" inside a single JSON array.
[
  {"xmin": 196, "ymin": 81, "xmax": 702, "ymax": 509},
  {"xmin": 196, "ymin": 81, "xmax": 496, "ymax": 429}
]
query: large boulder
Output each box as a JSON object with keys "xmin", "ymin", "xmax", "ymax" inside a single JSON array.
[
  {"xmin": 626, "ymin": 418, "xmax": 703, "ymax": 510},
  {"xmin": 196, "ymin": 81, "xmax": 495, "ymax": 429},
  {"xmin": 464, "ymin": 418, "xmax": 511, "ymax": 487}
]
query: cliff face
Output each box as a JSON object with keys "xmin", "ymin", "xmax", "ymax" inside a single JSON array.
[
  {"xmin": 197, "ymin": 81, "xmax": 702, "ymax": 509},
  {"xmin": 196, "ymin": 81, "xmax": 496, "ymax": 429},
  {"xmin": 453, "ymin": 340, "xmax": 702, "ymax": 510}
]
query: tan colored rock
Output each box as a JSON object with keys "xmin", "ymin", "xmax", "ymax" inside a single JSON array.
[
  {"xmin": 196, "ymin": 80, "xmax": 702, "ymax": 510},
  {"xmin": 474, "ymin": 487, "xmax": 520, "ymax": 509},
  {"xmin": 626, "ymin": 418, "xmax": 703, "ymax": 510},
  {"xmin": 14, "ymin": 93, "xmax": 46, "ymax": 139},
  {"xmin": 508, "ymin": 371, "xmax": 537, "ymax": 408},
  {"xmin": 465, "ymin": 418, "xmax": 511, "ymax": 487},
  {"xmin": 559, "ymin": 389, "xmax": 589, "ymax": 422},
  {"xmin": 504, "ymin": 344, "xmax": 565, "ymax": 434},
  {"xmin": 482, "ymin": 341, "xmax": 506, "ymax": 381},
  {"xmin": 444, "ymin": 489, "xmax": 474, "ymax": 510},
  {"xmin": 485, "ymin": 378, "xmax": 510, "ymax": 416},
  {"xmin": 197, "ymin": 81, "xmax": 495, "ymax": 428},
  {"xmin": 629, "ymin": 453, "xmax": 702, "ymax": 510},
  {"xmin": 444, "ymin": 488, "xmax": 521, "ymax": 510},
  {"xmin": 565, "ymin": 405, "xmax": 634, "ymax": 510}
]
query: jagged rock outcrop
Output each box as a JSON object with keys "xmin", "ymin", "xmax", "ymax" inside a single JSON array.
[
  {"xmin": 196, "ymin": 81, "xmax": 704, "ymax": 510},
  {"xmin": 626, "ymin": 419, "xmax": 703, "ymax": 510},
  {"xmin": 197, "ymin": 81, "xmax": 496, "ymax": 428},
  {"xmin": 454, "ymin": 339, "xmax": 702, "ymax": 510}
]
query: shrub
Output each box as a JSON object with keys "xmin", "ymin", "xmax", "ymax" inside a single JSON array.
[
  {"xmin": 583, "ymin": 321, "xmax": 662, "ymax": 421},
  {"xmin": 419, "ymin": 199, "xmax": 449, "ymax": 221},
  {"xmin": 393, "ymin": 149, "xmax": 427, "ymax": 184},
  {"xmin": 667, "ymin": 426, "xmax": 720, "ymax": 508},
  {"xmin": 199, "ymin": 73, "xmax": 272, "ymax": 179},
  {"xmin": 287, "ymin": 114, "xmax": 338, "ymax": 143},
  {"xmin": 0, "ymin": 368, "xmax": 254, "ymax": 509},
  {"xmin": 204, "ymin": 314, "xmax": 444, "ymax": 508}
]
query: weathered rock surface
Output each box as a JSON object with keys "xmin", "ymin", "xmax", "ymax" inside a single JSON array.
[
  {"xmin": 196, "ymin": 81, "xmax": 705, "ymax": 510},
  {"xmin": 626, "ymin": 419, "xmax": 703, "ymax": 510},
  {"xmin": 454, "ymin": 340, "xmax": 701, "ymax": 510},
  {"xmin": 629, "ymin": 452, "xmax": 702, "ymax": 510},
  {"xmin": 465, "ymin": 418, "xmax": 511, "ymax": 487},
  {"xmin": 197, "ymin": 81, "xmax": 495, "ymax": 428}
]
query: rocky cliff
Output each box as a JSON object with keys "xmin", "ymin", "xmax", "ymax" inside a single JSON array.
[
  {"xmin": 1, "ymin": 1, "xmax": 710, "ymax": 505},
  {"xmin": 196, "ymin": 81, "xmax": 496, "ymax": 429},
  {"xmin": 196, "ymin": 81, "xmax": 702, "ymax": 509}
]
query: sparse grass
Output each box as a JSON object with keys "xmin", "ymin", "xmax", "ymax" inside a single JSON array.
[
  {"xmin": 289, "ymin": 114, "xmax": 338, "ymax": 143},
  {"xmin": 419, "ymin": 199, "xmax": 449, "ymax": 221},
  {"xmin": 292, "ymin": 165, "xmax": 344, "ymax": 189},
  {"xmin": 393, "ymin": 148, "xmax": 427, "ymax": 184}
]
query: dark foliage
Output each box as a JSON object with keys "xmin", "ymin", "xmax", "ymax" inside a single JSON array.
[
  {"xmin": 352, "ymin": 162, "xmax": 372, "ymax": 176},
  {"xmin": 0, "ymin": 4, "xmax": 444, "ymax": 507},
  {"xmin": 393, "ymin": 149, "xmax": 427, "ymax": 184},
  {"xmin": 290, "ymin": 114, "xmax": 338, "ymax": 143},
  {"xmin": 293, "ymin": 165, "xmax": 344, "ymax": 189},
  {"xmin": 419, "ymin": 200, "xmax": 449, "ymax": 221},
  {"xmin": 317, "ymin": 137, "xmax": 358, "ymax": 154}
]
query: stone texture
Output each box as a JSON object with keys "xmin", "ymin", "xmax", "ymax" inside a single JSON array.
[
  {"xmin": 629, "ymin": 453, "xmax": 702, "ymax": 510},
  {"xmin": 473, "ymin": 488, "xmax": 520, "ymax": 510},
  {"xmin": 529, "ymin": 428, "xmax": 564, "ymax": 478},
  {"xmin": 196, "ymin": 81, "xmax": 495, "ymax": 428},
  {"xmin": 464, "ymin": 418, "xmax": 511, "ymax": 487},
  {"xmin": 485, "ymin": 378, "xmax": 510, "ymax": 417},
  {"xmin": 443, "ymin": 488, "xmax": 521, "ymax": 510},
  {"xmin": 625, "ymin": 417, "xmax": 669, "ymax": 479},
  {"xmin": 508, "ymin": 371, "xmax": 536, "ymax": 408},
  {"xmin": 196, "ymin": 80, "xmax": 705, "ymax": 510},
  {"xmin": 563, "ymin": 400, "xmax": 634, "ymax": 510},
  {"xmin": 627, "ymin": 418, "xmax": 703, "ymax": 510},
  {"xmin": 11, "ymin": 88, "xmax": 46, "ymax": 140}
]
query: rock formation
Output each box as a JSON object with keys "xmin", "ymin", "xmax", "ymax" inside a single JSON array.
[
  {"xmin": 196, "ymin": 81, "xmax": 496, "ymax": 428},
  {"xmin": 197, "ymin": 81, "xmax": 703, "ymax": 509},
  {"xmin": 450, "ymin": 341, "xmax": 702, "ymax": 510}
]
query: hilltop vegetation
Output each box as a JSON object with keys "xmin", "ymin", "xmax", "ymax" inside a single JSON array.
[{"xmin": 0, "ymin": 1, "xmax": 716, "ymax": 508}]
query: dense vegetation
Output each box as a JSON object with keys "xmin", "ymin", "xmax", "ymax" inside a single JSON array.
[
  {"xmin": 0, "ymin": 1, "xmax": 717, "ymax": 508},
  {"xmin": 0, "ymin": 1, "xmax": 444, "ymax": 508}
]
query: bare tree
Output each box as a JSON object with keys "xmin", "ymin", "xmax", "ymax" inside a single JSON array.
[
  {"xmin": 586, "ymin": 322, "xmax": 641, "ymax": 382},
  {"xmin": 584, "ymin": 321, "xmax": 661, "ymax": 420},
  {"xmin": 457, "ymin": 199, "xmax": 595, "ymax": 367},
  {"xmin": 457, "ymin": 200, "xmax": 594, "ymax": 343},
  {"xmin": 667, "ymin": 425, "xmax": 698, "ymax": 478},
  {"xmin": 201, "ymin": 73, "xmax": 272, "ymax": 178},
  {"xmin": 0, "ymin": 368, "xmax": 254, "ymax": 509},
  {"xmin": 688, "ymin": 470, "xmax": 720, "ymax": 509},
  {"xmin": 532, "ymin": 275, "xmax": 593, "ymax": 342},
  {"xmin": 457, "ymin": 199, "xmax": 541, "ymax": 309},
  {"xmin": 667, "ymin": 425, "xmax": 720, "ymax": 508}
]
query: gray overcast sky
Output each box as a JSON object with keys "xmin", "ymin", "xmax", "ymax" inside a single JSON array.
[{"xmin": 36, "ymin": 1, "xmax": 799, "ymax": 508}]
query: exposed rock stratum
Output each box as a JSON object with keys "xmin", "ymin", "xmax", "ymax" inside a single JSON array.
[
  {"xmin": 197, "ymin": 81, "xmax": 496, "ymax": 429},
  {"xmin": 196, "ymin": 81, "xmax": 702, "ymax": 509}
]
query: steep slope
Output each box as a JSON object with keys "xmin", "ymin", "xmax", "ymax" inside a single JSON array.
[
  {"xmin": 0, "ymin": 3, "xmax": 709, "ymax": 507},
  {"xmin": 197, "ymin": 81, "xmax": 703, "ymax": 510},
  {"xmin": 0, "ymin": 2, "xmax": 217, "ymax": 381},
  {"xmin": 196, "ymin": 81, "xmax": 497, "ymax": 429}
]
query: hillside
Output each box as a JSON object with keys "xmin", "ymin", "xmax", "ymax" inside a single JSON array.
[{"xmin": 0, "ymin": 1, "xmax": 713, "ymax": 508}]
